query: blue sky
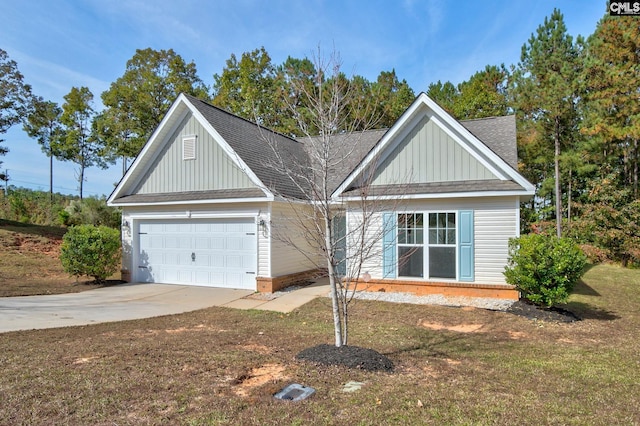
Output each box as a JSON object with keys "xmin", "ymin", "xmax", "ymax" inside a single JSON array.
[{"xmin": 1, "ymin": 0, "xmax": 606, "ymax": 198}]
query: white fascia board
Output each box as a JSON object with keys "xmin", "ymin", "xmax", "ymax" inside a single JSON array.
[
  {"xmin": 337, "ymin": 189, "xmax": 535, "ymax": 203},
  {"xmin": 108, "ymin": 95, "xmax": 190, "ymax": 204},
  {"xmin": 187, "ymin": 100, "xmax": 273, "ymax": 199},
  {"xmin": 112, "ymin": 196, "xmax": 273, "ymax": 207}
]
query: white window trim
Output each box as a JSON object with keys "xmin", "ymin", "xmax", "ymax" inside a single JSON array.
[{"xmin": 396, "ymin": 210, "xmax": 459, "ymax": 281}]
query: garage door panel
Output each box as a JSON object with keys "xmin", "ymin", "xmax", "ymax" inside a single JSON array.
[
  {"xmin": 194, "ymin": 237, "xmax": 209, "ymax": 250},
  {"xmin": 136, "ymin": 218, "xmax": 257, "ymax": 290}
]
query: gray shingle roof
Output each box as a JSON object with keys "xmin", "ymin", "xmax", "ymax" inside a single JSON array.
[
  {"xmin": 460, "ymin": 115, "xmax": 518, "ymax": 169},
  {"xmin": 186, "ymin": 95, "xmax": 309, "ymax": 199},
  {"xmin": 119, "ymin": 95, "xmax": 523, "ymax": 203},
  {"xmin": 111, "ymin": 188, "xmax": 266, "ymax": 204},
  {"xmin": 300, "ymin": 129, "xmax": 388, "ymax": 194},
  {"xmin": 341, "ymin": 180, "xmax": 524, "ymax": 197}
]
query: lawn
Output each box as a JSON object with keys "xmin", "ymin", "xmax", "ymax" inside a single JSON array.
[
  {"xmin": 1, "ymin": 264, "xmax": 639, "ymax": 424},
  {"xmin": 0, "ymin": 219, "xmax": 118, "ymax": 296}
]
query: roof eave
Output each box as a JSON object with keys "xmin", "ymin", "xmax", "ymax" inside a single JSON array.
[{"xmin": 336, "ymin": 189, "xmax": 535, "ymax": 202}]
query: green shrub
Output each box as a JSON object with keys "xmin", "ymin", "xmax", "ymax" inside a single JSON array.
[
  {"xmin": 60, "ymin": 198, "xmax": 121, "ymax": 228},
  {"xmin": 504, "ymin": 234, "xmax": 587, "ymax": 307},
  {"xmin": 60, "ymin": 225, "xmax": 121, "ymax": 283}
]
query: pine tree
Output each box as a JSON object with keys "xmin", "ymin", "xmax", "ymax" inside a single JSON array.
[{"xmin": 511, "ymin": 9, "xmax": 582, "ymax": 237}]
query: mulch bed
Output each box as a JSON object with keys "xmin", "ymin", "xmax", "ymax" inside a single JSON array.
[
  {"xmin": 296, "ymin": 344, "xmax": 394, "ymax": 372},
  {"xmin": 506, "ymin": 299, "xmax": 581, "ymax": 323}
]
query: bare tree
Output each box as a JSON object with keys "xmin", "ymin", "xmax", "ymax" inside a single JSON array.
[{"xmin": 259, "ymin": 48, "xmax": 402, "ymax": 347}]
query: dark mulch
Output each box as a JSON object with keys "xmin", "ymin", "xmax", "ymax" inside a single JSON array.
[
  {"xmin": 296, "ymin": 344, "xmax": 394, "ymax": 372},
  {"xmin": 507, "ymin": 299, "xmax": 581, "ymax": 323}
]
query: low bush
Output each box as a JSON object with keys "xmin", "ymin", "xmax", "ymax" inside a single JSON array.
[
  {"xmin": 504, "ymin": 234, "xmax": 587, "ymax": 307},
  {"xmin": 59, "ymin": 198, "xmax": 121, "ymax": 228},
  {"xmin": 60, "ymin": 225, "xmax": 121, "ymax": 283}
]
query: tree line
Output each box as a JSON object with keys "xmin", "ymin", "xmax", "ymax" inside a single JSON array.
[{"xmin": 0, "ymin": 8, "xmax": 638, "ymax": 264}]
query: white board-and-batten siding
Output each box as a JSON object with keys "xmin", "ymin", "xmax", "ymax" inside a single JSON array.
[
  {"xmin": 371, "ymin": 115, "xmax": 497, "ymax": 185},
  {"xmin": 134, "ymin": 113, "xmax": 257, "ymax": 194},
  {"xmin": 347, "ymin": 196, "xmax": 519, "ymax": 284}
]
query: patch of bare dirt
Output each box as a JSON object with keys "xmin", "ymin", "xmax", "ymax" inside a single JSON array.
[
  {"xmin": 233, "ymin": 364, "xmax": 288, "ymax": 397},
  {"xmin": 72, "ymin": 356, "xmax": 99, "ymax": 365},
  {"xmin": 508, "ymin": 331, "xmax": 527, "ymax": 340},
  {"xmin": 418, "ymin": 320, "xmax": 484, "ymax": 333},
  {"xmin": 9, "ymin": 233, "xmax": 62, "ymax": 257}
]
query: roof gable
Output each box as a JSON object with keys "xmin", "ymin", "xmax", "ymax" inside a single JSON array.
[
  {"xmin": 108, "ymin": 95, "xmax": 310, "ymax": 204},
  {"xmin": 131, "ymin": 112, "xmax": 258, "ymax": 195},
  {"xmin": 370, "ymin": 114, "xmax": 498, "ymax": 186},
  {"xmin": 333, "ymin": 93, "xmax": 535, "ymax": 198}
]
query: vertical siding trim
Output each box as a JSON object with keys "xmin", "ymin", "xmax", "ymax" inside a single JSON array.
[
  {"xmin": 458, "ymin": 210, "xmax": 475, "ymax": 282},
  {"xmin": 382, "ymin": 213, "xmax": 397, "ymax": 278}
]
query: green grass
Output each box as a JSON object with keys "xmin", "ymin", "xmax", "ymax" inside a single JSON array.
[{"xmin": 1, "ymin": 264, "xmax": 639, "ymax": 424}]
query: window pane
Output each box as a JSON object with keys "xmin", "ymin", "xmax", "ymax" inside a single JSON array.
[
  {"xmin": 399, "ymin": 247, "xmax": 423, "ymax": 277},
  {"xmin": 429, "ymin": 247, "xmax": 456, "ymax": 279},
  {"xmin": 398, "ymin": 214, "xmax": 407, "ymax": 229},
  {"xmin": 438, "ymin": 213, "xmax": 446, "ymax": 227},
  {"xmin": 447, "ymin": 213, "xmax": 456, "ymax": 228},
  {"xmin": 416, "ymin": 213, "xmax": 424, "ymax": 227},
  {"xmin": 416, "ymin": 229, "xmax": 423, "ymax": 244},
  {"xmin": 398, "ymin": 229, "xmax": 406, "ymax": 244},
  {"xmin": 429, "ymin": 213, "xmax": 437, "ymax": 227},
  {"xmin": 429, "ymin": 230, "xmax": 437, "ymax": 244},
  {"xmin": 438, "ymin": 229, "xmax": 446, "ymax": 244},
  {"xmin": 407, "ymin": 229, "xmax": 414, "ymax": 244},
  {"xmin": 447, "ymin": 229, "xmax": 456, "ymax": 244}
]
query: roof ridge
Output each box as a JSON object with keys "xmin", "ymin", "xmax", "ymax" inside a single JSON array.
[
  {"xmin": 460, "ymin": 114, "xmax": 514, "ymax": 123},
  {"xmin": 183, "ymin": 93, "xmax": 302, "ymax": 145}
]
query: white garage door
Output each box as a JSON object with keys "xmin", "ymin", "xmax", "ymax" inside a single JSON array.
[{"xmin": 136, "ymin": 218, "xmax": 257, "ymax": 290}]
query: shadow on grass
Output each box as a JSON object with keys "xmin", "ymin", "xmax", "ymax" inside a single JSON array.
[
  {"xmin": 382, "ymin": 330, "xmax": 470, "ymax": 359},
  {"xmin": 572, "ymin": 280, "xmax": 600, "ymax": 296},
  {"xmin": 564, "ymin": 300, "xmax": 620, "ymax": 321}
]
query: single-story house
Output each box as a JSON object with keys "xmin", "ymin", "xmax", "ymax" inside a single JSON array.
[{"xmin": 107, "ymin": 92, "xmax": 535, "ymax": 299}]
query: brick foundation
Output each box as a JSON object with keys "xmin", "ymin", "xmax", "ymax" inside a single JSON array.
[
  {"xmin": 121, "ymin": 269, "xmax": 131, "ymax": 283},
  {"xmin": 349, "ymin": 278, "xmax": 519, "ymax": 300},
  {"xmin": 256, "ymin": 269, "xmax": 325, "ymax": 293}
]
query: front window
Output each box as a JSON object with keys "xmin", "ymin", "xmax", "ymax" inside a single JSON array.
[
  {"xmin": 428, "ymin": 213, "xmax": 456, "ymax": 279},
  {"xmin": 397, "ymin": 213, "xmax": 423, "ymax": 277},
  {"xmin": 397, "ymin": 212, "xmax": 456, "ymax": 279}
]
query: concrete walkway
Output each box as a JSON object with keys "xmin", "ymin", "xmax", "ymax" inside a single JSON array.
[{"xmin": 0, "ymin": 279, "xmax": 330, "ymax": 333}]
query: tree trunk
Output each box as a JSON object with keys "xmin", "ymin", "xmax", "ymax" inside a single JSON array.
[
  {"xmin": 49, "ymin": 148, "xmax": 53, "ymax": 203},
  {"xmin": 554, "ymin": 119, "xmax": 562, "ymax": 237},
  {"xmin": 634, "ymin": 139, "xmax": 638, "ymax": 199},
  {"xmin": 325, "ymin": 216, "xmax": 343, "ymax": 347},
  {"xmin": 567, "ymin": 168, "xmax": 572, "ymax": 229},
  {"xmin": 79, "ymin": 161, "xmax": 85, "ymax": 200}
]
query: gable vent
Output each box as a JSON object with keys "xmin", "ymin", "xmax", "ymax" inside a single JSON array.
[{"xmin": 183, "ymin": 135, "xmax": 196, "ymax": 160}]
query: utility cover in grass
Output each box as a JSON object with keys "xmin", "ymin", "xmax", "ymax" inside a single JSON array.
[
  {"xmin": 274, "ymin": 383, "xmax": 316, "ymax": 401},
  {"xmin": 296, "ymin": 344, "xmax": 394, "ymax": 372}
]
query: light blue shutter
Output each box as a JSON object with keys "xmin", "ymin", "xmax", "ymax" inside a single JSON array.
[
  {"xmin": 382, "ymin": 213, "xmax": 397, "ymax": 278},
  {"xmin": 333, "ymin": 215, "xmax": 347, "ymax": 276},
  {"xmin": 458, "ymin": 210, "xmax": 474, "ymax": 282}
]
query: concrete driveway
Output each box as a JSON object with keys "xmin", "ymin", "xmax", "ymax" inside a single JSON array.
[{"xmin": 0, "ymin": 281, "xmax": 330, "ymax": 333}]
